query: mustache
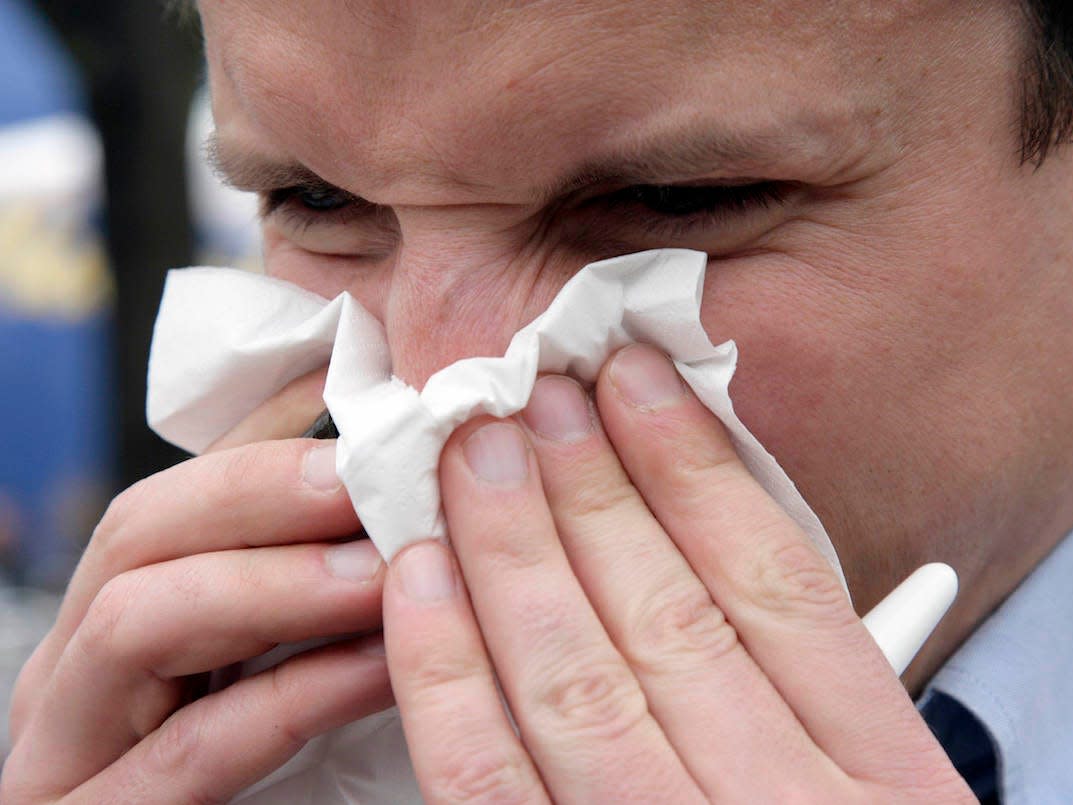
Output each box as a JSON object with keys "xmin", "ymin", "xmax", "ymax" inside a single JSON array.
[
  {"xmin": 302, "ymin": 409, "xmax": 338, "ymax": 440},
  {"xmin": 304, "ymin": 408, "xmax": 369, "ymax": 541}
]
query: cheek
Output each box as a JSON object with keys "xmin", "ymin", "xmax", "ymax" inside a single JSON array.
[
  {"xmin": 696, "ymin": 237, "xmax": 1012, "ymax": 573},
  {"xmin": 699, "ymin": 251, "xmax": 894, "ymax": 478},
  {"xmin": 262, "ymin": 225, "xmax": 393, "ymax": 311}
]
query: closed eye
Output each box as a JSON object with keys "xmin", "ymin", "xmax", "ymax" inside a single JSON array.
[{"xmin": 598, "ymin": 181, "xmax": 788, "ymax": 229}]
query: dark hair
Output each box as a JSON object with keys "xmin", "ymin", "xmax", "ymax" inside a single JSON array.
[
  {"xmin": 172, "ymin": 1, "xmax": 1073, "ymax": 166},
  {"xmin": 1021, "ymin": 0, "xmax": 1073, "ymax": 165}
]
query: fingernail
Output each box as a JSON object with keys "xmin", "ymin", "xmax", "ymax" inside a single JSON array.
[
  {"xmin": 462, "ymin": 422, "xmax": 529, "ymax": 484},
  {"xmin": 398, "ymin": 543, "xmax": 457, "ymax": 602},
  {"xmin": 303, "ymin": 442, "xmax": 342, "ymax": 491},
  {"xmin": 326, "ymin": 539, "xmax": 382, "ymax": 580},
  {"xmin": 522, "ymin": 376, "xmax": 593, "ymax": 442},
  {"xmin": 609, "ymin": 345, "xmax": 686, "ymax": 408}
]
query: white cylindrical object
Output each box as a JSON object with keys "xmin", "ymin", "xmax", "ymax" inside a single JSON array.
[{"xmin": 862, "ymin": 562, "xmax": 958, "ymax": 676}]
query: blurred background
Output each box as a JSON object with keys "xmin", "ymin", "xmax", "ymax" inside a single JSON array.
[{"xmin": 0, "ymin": 0, "xmax": 259, "ymax": 755}]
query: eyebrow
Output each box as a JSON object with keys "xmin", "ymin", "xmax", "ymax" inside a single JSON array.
[
  {"xmin": 205, "ymin": 133, "xmax": 329, "ymax": 193},
  {"xmin": 207, "ymin": 124, "xmax": 823, "ymax": 203},
  {"xmin": 542, "ymin": 128, "xmax": 793, "ymax": 200}
]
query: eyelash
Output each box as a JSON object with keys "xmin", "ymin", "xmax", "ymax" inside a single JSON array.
[
  {"xmin": 261, "ymin": 185, "xmax": 365, "ymax": 226},
  {"xmin": 261, "ymin": 180, "xmax": 788, "ymax": 236},
  {"xmin": 596, "ymin": 182, "xmax": 788, "ymax": 235}
]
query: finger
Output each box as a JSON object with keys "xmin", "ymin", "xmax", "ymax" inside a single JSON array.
[
  {"xmin": 383, "ymin": 542, "xmax": 551, "ymax": 805},
  {"xmin": 65, "ymin": 636, "xmax": 391, "ymax": 805},
  {"xmin": 13, "ymin": 539, "xmax": 384, "ymax": 797},
  {"xmin": 437, "ymin": 418, "xmax": 705, "ymax": 803},
  {"xmin": 207, "ymin": 365, "xmax": 329, "ymax": 452},
  {"xmin": 11, "ymin": 437, "xmax": 360, "ymax": 735},
  {"xmin": 518, "ymin": 375, "xmax": 832, "ymax": 798},
  {"xmin": 63, "ymin": 439, "xmax": 359, "ymax": 632},
  {"xmin": 596, "ymin": 345, "xmax": 951, "ymax": 777}
]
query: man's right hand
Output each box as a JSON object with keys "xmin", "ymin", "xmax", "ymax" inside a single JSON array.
[{"xmin": 2, "ymin": 381, "xmax": 390, "ymax": 804}]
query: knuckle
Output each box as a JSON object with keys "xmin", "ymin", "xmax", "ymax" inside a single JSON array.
[
  {"xmin": 266, "ymin": 664, "xmax": 319, "ymax": 749},
  {"xmin": 77, "ymin": 572, "xmax": 150, "ymax": 667},
  {"xmin": 7, "ymin": 642, "xmax": 53, "ymax": 739},
  {"xmin": 531, "ymin": 659, "xmax": 648, "ymax": 742},
  {"xmin": 147, "ymin": 710, "xmax": 215, "ymax": 797},
  {"xmin": 665, "ymin": 424, "xmax": 741, "ymax": 480},
  {"xmin": 626, "ymin": 582, "xmax": 741, "ymax": 672},
  {"xmin": 750, "ymin": 540, "xmax": 850, "ymax": 619},
  {"xmin": 0, "ymin": 781, "xmax": 46, "ymax": 804},
  {"xmin": 470, "ymin": 524, "xmax": 547, "ymax": 575},
  {"xmin": 88, "ymin": 478, "xmax": 150, "ymax": 558},
  {"xmin": 562, "ymin": 476, "xmax": 638, "ymax": 521},
  {"xmin": 0, "ymin": 751, "xmax": 40, "ymax": 805},
  {"xmin": 661, "ymin": 444, "xmax": 752, "ymax": 513},
  {"xmin": 168, "ymin": 559, "xmax": 210, "ymax": 605},
  {"xmin": 430, "ymin": 744, "xmax": 534, "ymax": 804},
  {"xmin": 150, "ymin": 709, "xmax": 204, "ymax": 777},
  {"xmin": 407, "ymin": 652, "xmax": 487, "ymax": 702},
  {"xmin": 233, "ymin": 549, "xmax": 268, "ymax": 595},
  {"xmin": 211, "ymin": 444, "xmax": 267, "ymax": 494}
]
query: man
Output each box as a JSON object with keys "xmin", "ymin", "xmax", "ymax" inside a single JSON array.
[{"xmin": 4, "ymin": 0, "xmax": 1072, "ymax": 801}]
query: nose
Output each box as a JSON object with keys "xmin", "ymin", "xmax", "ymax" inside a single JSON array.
[{"xmin": 376, "ymin": 222, "xmax": 581, "ymax": 390}]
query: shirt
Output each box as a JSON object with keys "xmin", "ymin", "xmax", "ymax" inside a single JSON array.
[{"xmin": 920, "ymin": 529, "xmax": 1073, "ymax": 803}]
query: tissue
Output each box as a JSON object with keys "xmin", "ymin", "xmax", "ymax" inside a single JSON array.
[{"xmin": 148, "ymin": 248, "xmax": 843, "ymax": 584}]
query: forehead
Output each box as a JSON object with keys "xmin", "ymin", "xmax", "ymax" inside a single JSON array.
[{"xmin": 199, "ymin": 0, "xmax": 940, "ymax": 202}]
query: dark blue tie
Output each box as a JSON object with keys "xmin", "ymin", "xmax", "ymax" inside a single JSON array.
[{"xmin": 921, "ymin": 691, "xmax": 1000, "ymax": 803}]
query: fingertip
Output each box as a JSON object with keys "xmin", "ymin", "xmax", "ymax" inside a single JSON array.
[
  {"xmin": 390, "ymin": 541, "xmax": 461, "ymax": 605},
  {"xmin": 302, "ymin": 439, "xmax": 342, "ymax": 492},
  {"xmin": 607, "ymin": 344, "xmax": 688, "ymax": 410},
  {"xmin": 442, "ymin": 414, "xmax": 503, "ymax": 453},
  {"xmin": 521, "ymin": 375, "xmax": 595, "ymax": 444}
]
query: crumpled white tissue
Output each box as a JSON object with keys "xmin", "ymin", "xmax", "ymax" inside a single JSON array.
[
  {"xmin": 148, "ymin": 248, "xmax": 842, "ymax": 577},
  {"xmin": 146, "ymin": 247, "xmax": 845, "ymax": 804}
]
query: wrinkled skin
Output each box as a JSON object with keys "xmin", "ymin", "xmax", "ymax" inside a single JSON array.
[
  {"xmin": 3, "ymin": 0, "xmax": 1072, "ymax": 802},
  {"xmin": 204, "ymin": 0, "xmax": 1073, "ymax": 645}
]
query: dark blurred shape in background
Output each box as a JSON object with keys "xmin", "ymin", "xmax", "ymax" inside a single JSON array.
[
  {"xmin": 1, "ymin": 0, "xmax": 265, "ymax": 594},
  {"xmin": 2, "ymin": 0, "xmax": 209, "ymax": 750},
  {"xmin": 2, "ymin": 0, "xmax": 204, "ymax": 574},
  {"xmin": 35, "ymin": 0, "xmax": 202, "ymax": 489},
  {"xmin": 2, "ymin": 0, "xmax": 111, "ymax": 590},
  {"xmin": 2, "ymin": 0, "xmax": 207, "ymax": 591}
]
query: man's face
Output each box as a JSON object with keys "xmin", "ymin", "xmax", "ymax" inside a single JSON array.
[{"xmin": 199, "ymin": 0, "xmax": 1073, "ymax": 628}]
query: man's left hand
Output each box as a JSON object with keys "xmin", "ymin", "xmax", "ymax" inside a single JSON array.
[{"xmin": 382, "ymin": 344, "xmax": 972, "ymax": 803}]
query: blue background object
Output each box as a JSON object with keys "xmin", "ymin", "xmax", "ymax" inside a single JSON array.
[
  {"xmin": 0, "ymin": 0, "xmax": 113, "ymax": 588},
  {"xmin": 0, "ymin": 310, "xmax": 113, "ymax": 587},
  {"xmin": 0, "ymin": 0, "xmax": 85, "ymax": 124}
]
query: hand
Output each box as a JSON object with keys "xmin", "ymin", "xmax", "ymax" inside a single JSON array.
[
  {"xmin": 2, "ymin": 370, "xmax": 391, "ymax": 804},
  {"xmin": 382, "ymin": 345, "xmax": 973, "ymax": 802}
]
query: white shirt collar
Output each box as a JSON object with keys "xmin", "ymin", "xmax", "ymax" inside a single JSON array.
[{"xmin": 924, "ymin": 528, "xmax": 1073, "ymax": 803}]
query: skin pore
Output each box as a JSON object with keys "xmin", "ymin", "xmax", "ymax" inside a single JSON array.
[{"xmin": 200, "ymin": 0, "xmax": 1073, "ymax": 691}]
